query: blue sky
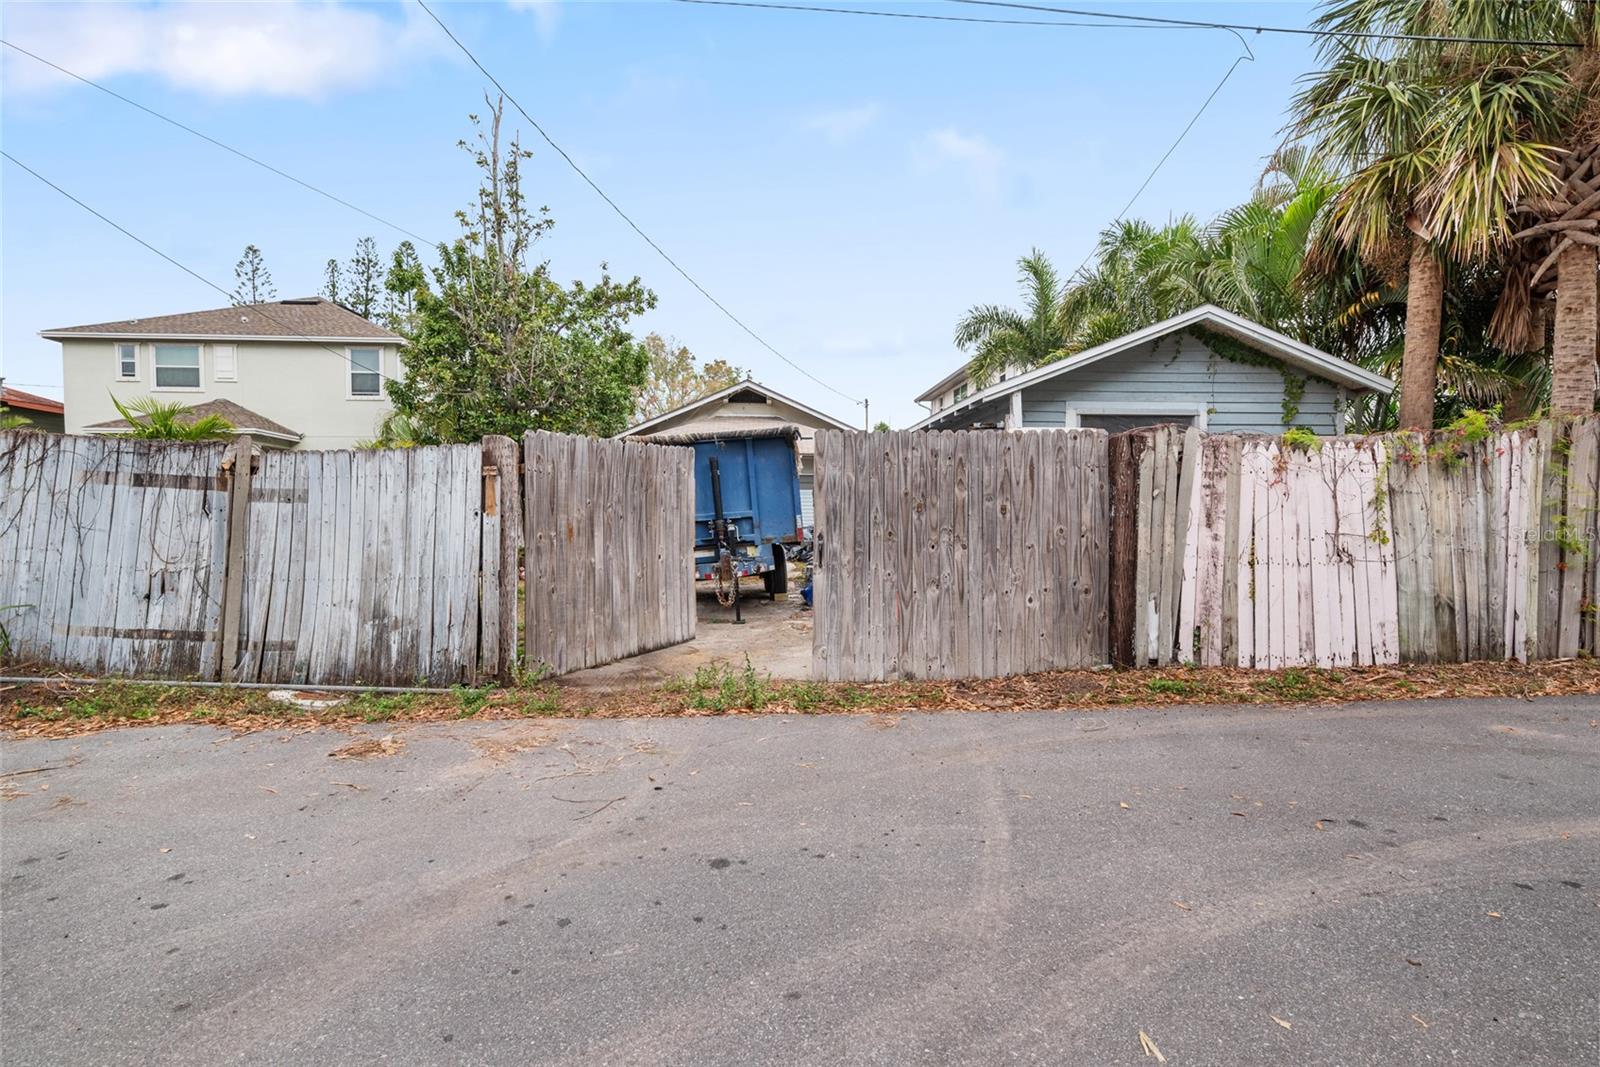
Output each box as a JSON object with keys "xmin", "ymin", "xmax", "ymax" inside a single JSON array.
[{"xmin": 1, "ymin": 0, "xmax": 1321, "ymax": 427}]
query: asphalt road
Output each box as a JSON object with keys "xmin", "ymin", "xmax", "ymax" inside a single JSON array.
[{"xmin": 3, "ymin": 697, "xmax": 1597, "ymax": 1066}]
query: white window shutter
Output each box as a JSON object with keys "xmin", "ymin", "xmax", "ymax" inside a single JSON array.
[{"xmin": 213, "ymin": 344, "xmax": 238, "ymax": 382}]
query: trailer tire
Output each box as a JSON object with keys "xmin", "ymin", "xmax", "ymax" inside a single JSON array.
[{"xmin": 764, "ymin": 553, "xmax": 788, "ymax": 598}]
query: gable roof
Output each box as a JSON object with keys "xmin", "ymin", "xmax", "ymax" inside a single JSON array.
[
  {"xmin": 41, "ymin": 297, "xmax": 400, "ymax": 342},
  {"xmin": 85, "ymin": 398, "xmax": 301, "ymax": 444},
  {"xmin": 2, "ymin": 386, "xmax": 64, "ymax": 415},
  {"xmin": 617, "ymin": 379, "xmax": 857, "ymax": 438},
  {"xmin": 910, "ymin": 305, "xmax": 1394, "ymax": 431}
]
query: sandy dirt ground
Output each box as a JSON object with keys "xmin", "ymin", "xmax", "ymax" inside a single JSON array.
[{"xmin": 562, "ymin": 580, "xmax": 813, "ymax": 689}]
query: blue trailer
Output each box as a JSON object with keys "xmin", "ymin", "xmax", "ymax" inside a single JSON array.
[{"xmin": 650, "ymin": 426, "xmax": 804, "ymax": 598}]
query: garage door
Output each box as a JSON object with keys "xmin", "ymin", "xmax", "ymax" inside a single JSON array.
[{"xmin": 799, "ymin": 472, "xmax": 815, "ymax": 530}]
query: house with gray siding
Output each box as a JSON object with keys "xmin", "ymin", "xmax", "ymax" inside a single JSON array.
[{"xmin": 910, "ymin": 305, "xmax": 1392, "ymax": 435}]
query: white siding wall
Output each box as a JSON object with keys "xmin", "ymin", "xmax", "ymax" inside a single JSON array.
[{"xmin": 61, "ymin": 338, "xmax": 400, "ymax": 450}]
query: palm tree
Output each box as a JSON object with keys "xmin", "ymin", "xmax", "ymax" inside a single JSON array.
[
  {"xmin": 1291, "ymin": 28, "xmax": 1450, "ymax": 429},
  {"xmin": 110, "ymin": 396, "xmax": 234, "ymax": 441},
  {"xmin": 953, "ymin": 249, "xmax": 1070, "ymax": 387}
]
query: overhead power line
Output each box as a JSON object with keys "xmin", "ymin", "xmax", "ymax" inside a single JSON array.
[
  {"xmin": 948, "ymin": 0, "xmax": 1584, "ymax": 48},
  {"xmin": 2, "ymin": 151, "xmax": 409, "ymax": 389},
  {"xmin": 1062, "ymin": 43, "xmax": 1252, "ymax": 286},
  {"xmin": 670, "ymin": 0, "xmax": 1170, "ymax": 30},
  {"xmin": 414, "ymin": 0, "xmax": 862, "ymax": 406},
  {"xmin": 0, "ymin": 40, "xmax": 436, "ymax": 249}
]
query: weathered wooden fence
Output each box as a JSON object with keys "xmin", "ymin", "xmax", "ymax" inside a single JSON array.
[
  {"xmin": 226, "ymin": 443, "xmax": 502, "ymax": 686},
  {"xmin": 811, "ymin": 429, "xmax": 1110, "ymax": 681},
  {"xmin": 0, "ymin": 434, "xmax": 230, "ymax": 677},
  {"xmin": 1119, "ymin": 418, "xmax": 1600, "ymax": 668},
  {"xmin": 1, "ymin": 429, "xmax": 692, "ymax": 685},
  {"xmin": 522, "ymin": 431, "xmax": 696, "ymax": 675}
]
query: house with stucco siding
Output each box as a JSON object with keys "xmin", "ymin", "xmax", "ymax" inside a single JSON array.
[{"xmin": 43, "ymin": 297, "xmax": 403, "ymax": 450}]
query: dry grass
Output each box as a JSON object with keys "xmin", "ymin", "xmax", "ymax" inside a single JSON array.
[{"xmin": 5, "ymin": 659, "xmax": 1600, "ymax": 739}]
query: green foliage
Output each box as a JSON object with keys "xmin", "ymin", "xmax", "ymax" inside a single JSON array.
[
  {"xmin": 0, "ymin": 406, "xmax": 32, "ymax": 431},
  {"xmin": 344, "ymin": 237, "xmax": 383, "ymax": 318},
  {"xmin": 1146, "ymin": 677, "xmax": 1194, "ymax": 695},
  {"xmin": 633, "ymin": 333, "xmax": 745, "ymax": 421},
  {"xmin": 383, "ymin": 98, "xmax": 655, "ymax": 443},
  {"xmin": 110, "ymin": 395, "xmax": 234, "ymax": 441},
  {"xmin": 230, "ymin": 244, "xmax": 275, "ymax": 306},
  {"xmin": 872, "ymin": 421, "xmax": 891, "ymax": 433},
  {"xmin": 1281, "ymin": 426, "xmax": 1322, "ymax": 453},
  {"xmin": 953, "ymin": 249, "xmax": 1072, "ymax": 387}
]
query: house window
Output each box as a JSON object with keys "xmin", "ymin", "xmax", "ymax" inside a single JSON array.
[
  {"xmin": 115, "ymin": 343, "xmax": 138, "ymax": 381},
  {"xmin": 954, "ymin": 383, "xmax": 969, "ymax": 402},
  {"xmin": 152, "ymin": 344, "xmax": 201, "ymax": 389},
  {"xmin": 213, "ymin": 344, "xmax": 237, "ymax": 382},
  {"xmin": 348, "ymin": 347, "xmax": 381, "ymax": 397}
]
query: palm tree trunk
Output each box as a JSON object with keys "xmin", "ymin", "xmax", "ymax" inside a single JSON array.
[
  {"xmin": 1549, "ymin": 241, "xmax": 1598, "ymax": 417},
  {"xmin": 1398, "ymin": 243, "xmax": 1444, "ymax": 430}
]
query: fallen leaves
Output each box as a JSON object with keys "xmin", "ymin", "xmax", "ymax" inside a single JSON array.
[
  {"xmin": 1120, "ymin": 802, "xmax": 1132, "ymax": 810},
  {"xmin": 1138, "ymin": 1030, "xmax": 1166, "ymax": 1062},
  {"xmin": 1172, "ymin": 900, "xmax": 1191, "ymax": 911},
  {"xmin": 14, "ymin": 658, "xmax": 1600, "ymax": 736},
  {"xmin": 330, "ymin": 735, "xmax": 404, "ymax": 760},
  {"xmin": 1270, "ymin": 1015, "xmax": 1293, "ymax": 1031},
  {"xmin": 1486, "ymin": 911, "xmax": 1502, "ymax": 919}
]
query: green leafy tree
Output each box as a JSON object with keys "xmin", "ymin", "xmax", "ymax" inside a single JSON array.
[
  {"xmin": 381, "ymin": 240, "xmax": 422, "ymax": 333},
  {"xmin": 872, "ymin": 420, "xmax": 890, "ymax": 433},
  {"xmin": 633, "ymin": 333, "xmax": 745, "ymax": 420},
  {"xmin": 109, "ymin": 396, "xmax": 234, "ymax": 441},
  {"xmin": 383, "ymin": 98, "xmax": 655, "ymax": 443},
  {"xmin": 230, "ymin": 244, "xmax": 276, "ymax": 306}
]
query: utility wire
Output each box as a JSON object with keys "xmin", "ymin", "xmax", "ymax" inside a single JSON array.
[
  {"xmin": 2, "ymin": 151, "xmax": 410, "ymax": 389},
  {"xmin": 0, "ymin": 40, "xmax": 436, "ymax": 249},
  {"xmin": 1062, "ymin": 43, "xmax": 1248, "ymax": 287},
  {"xmin": 415, "ymin": 0, "xmax": 862, "ymax": 406},
  {"xmin": 948, "ymin": 0, "xmax": 1583, "ymax": 48},
  {"xmin": 671, "ymin": 0, "xmax": 1169, "ymax": 30}
]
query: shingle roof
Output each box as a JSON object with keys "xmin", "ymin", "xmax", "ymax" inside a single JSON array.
[
  {"xmin": 42, "ymin": 297, "xmax": 400, "ymax": 341},
  {"xmin": 1, "ymin": 387, "xmax": 63, "ymax": 415},
  {"xmin": 86, "ymin": 399, "xmax": 301, "ymax": 442}
]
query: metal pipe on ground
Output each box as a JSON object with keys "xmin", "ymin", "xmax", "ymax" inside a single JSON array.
[{"xmin": 0, "ymin": 676, "xmax": 462, "ymax": 694}]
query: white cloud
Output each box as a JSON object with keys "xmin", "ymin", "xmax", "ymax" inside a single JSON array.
[
  {"xmin": 802, "ymin": 102, "xmax": 882, "ymax": 144},
  {"xmin": 3, "ymin": 1, "xmax": 444, "ymax": 99},
  {"xmin": 920, "ymin": 127, "xmax": 1007, "ymax": 194},
  {"xmin": 506, "ymin": 0, "xmax": 561, "ymax": 40}
]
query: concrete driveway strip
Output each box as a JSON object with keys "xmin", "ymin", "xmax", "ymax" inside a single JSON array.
[{"xmin": 2, "ymin": 697, "xmax": 1597, "ymax": 1066}]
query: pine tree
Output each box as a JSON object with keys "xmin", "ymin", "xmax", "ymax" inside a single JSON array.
[
  {"xmin": 344, "ymin": 237, "xmax": 381, "ymax": 318},
  {"xmin": 230, "ymin": 245, "xmax": 276, "ymax": 306},
  {"xmin": 321, "ymin": 258, "xmax": 342, "ymax": 304}
]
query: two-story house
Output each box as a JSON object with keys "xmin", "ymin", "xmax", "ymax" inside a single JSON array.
[{"xmin": 43, "ymin": 297, "xmax": 403, "ymax": 450}]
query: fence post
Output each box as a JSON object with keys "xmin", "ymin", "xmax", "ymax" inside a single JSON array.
[
  {"xmin": 481, "ymin": 435, "xmax": 522, "ymax": 683},
  {"xmin": 1107, "ymin": 430, "xmax": 1145, "ymax": 668},
  {"xmin": 216, "ymin": 435, "xmax": 255, "ymax": 683}
]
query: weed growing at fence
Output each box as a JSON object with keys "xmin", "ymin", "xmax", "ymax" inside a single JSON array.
[
  {"xmin": 344, "ymin": 691, "xmax": 426, "ymax": 722},
  {"xmin": 1146, "ymin": 678, "xmax": 1195, "ymax": 696},
  {"xmin": 454, "ymin": 686, "xmax": 494, "ymax": 718}
]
